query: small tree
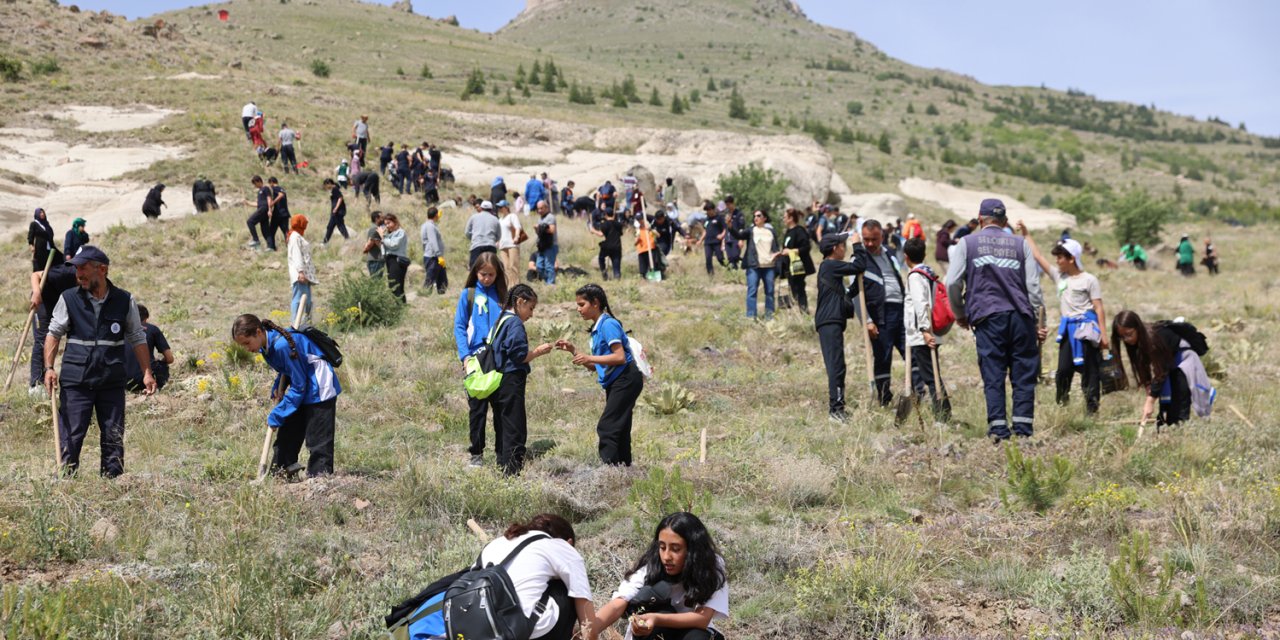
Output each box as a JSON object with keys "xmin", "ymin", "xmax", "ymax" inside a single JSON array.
[
  {"xmin": 649, "ymin": 87, "xmax": 662, "ymax": 106},
  {"xmin": 925, "ymin": 103, "xmax": 940, "ymax": 116},
  {"xmin": 728, "ymin": 87, "xmax": 748, "ymax": 120},
  {"xmin": 706, "ymin": 77, "xmax": 718, "ymax": 92},
  {"xmin": 460, "ymin": 68, "xmax": 485, "ymax": 99},
  {"xmin": 1113, "ymin": 189, "xmax": 1173, "ymax": 245},
  {"xmin": 846, "ymin": 100, "xmax": 863, "ymax": 116},
  {"xmin": 310, "ymin": 59, "xmax": 331, "ymax": 78},
  {"xmin": 715, "ymin": 162, "xmax": 791, "ymax": 216},
  {"xmin": 877, "ymin": 131, "xmax": 892, "ymax": 155},
  {"xmin": 670, "ymin": 91, "xmax": 685, "ymax": 115},
  {"xmin": 419, "ymin": 63, "xmax": 433, "ymax": 79},
  {"xmin": 689, "ymin": 89, "xmax": 701, "ymax": 103},
  {"xmin": 541, "ymin": 68, "xmax": 557, "ymax": 92}
]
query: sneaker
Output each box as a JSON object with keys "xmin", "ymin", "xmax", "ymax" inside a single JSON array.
[
  {"xmin": 990, "ymin": 435, "xmax": 1009, "ymax": 446},
  {"xmin": 245, "ymin": 240, "xmax": 261, "ymax": 249},
  {"xmin": 829, "ymin": 411, "xmax": 847, "ymax": 423},
  {"xmin": 467, "ymin": 454, "xmax": 483, "ymax": 468}
]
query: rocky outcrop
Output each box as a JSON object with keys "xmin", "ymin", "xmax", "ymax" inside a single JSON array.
[{"xmin": 390, "ymin": 0, "xmax": 413, "ymax": 12}]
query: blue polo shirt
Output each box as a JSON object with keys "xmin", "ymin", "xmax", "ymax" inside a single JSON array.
[{"xmin": 590, "ymin": 313, "xmax": 632, "ymax": 388}]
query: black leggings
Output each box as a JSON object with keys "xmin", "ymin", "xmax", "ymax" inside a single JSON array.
[
  {"xmin": 638, "ymin": 627, "xmax": 725, "ymax": 640},
  {"xmin": 540, "ymin": 581, "xmax": 578, "ymax": 640},
  {"xmin": 385, "ymin": 256, "xmax": 408, "ymax": 303},
  {"xmin": 324, "ymin": 212, "xmax": 349, "ymax": 242},
  {"xmin": 493, "ymin": 371, "xmax": 528, "ymax": 475},
  {"xmin": 788, "ymin": 274, "xmax": 808, "ymax": 313},
  {"xmin": 597, "ymin": 362, "xmax": 643, "ymax": 465},
  {"xmin": 703, "ymin": 244, "xmax": 725, "ymax": 274},
  {"xmin": 1055, "ymin": 338, "xmax": 1100, "ymax": 415},
  {"xmin": 271, "ymin": 398, "xmax": 336, "ymax": 477}
]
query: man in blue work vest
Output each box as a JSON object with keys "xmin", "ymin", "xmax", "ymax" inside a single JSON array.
[
  {"xmin": 944, "ymin": 199, "xmax": 1046, "ymax": 443},
  {"xmin": 43, "ymin": 246, "xmax": 156, "ymax": 477}
]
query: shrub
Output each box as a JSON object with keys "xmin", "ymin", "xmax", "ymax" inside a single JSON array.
[
  {"xmin": 727, "ymin": 87, "xmax": 748, "ymax": 120},
  {"xmin": 641, "ymin": 382, "xmax": 695, "ymax": 415},
  {"xmin": 1108, "ymin": 531, "xmax": 1211, "ymax": 627},
  {"xmin": 1057, "ymin": 190, "xmax": 1101, "ymax": 225},
  {"xmin": 877, "ymin": 131, "xmax": 892, "ymax": 155},
  {"xmin": 648, "ymin": 87, "xmax": 662, "ymax": 106},
  {"xmin": 568, "ymin": 81, "xmax": 595, "ymax": 105},
  {"xmin": 714, "ymin": 162, "xmax": 790, "ymax": 215},
  {"xmin": 28, "ymin": 57, "xmax": 60, "ymax": 76},
  {"xmin": 460, "ymin": 68, "xmax": 485, "ymax": 99},
  {"xmin": 846, "ymin": 100, "xmax": 863, "ymax": 116},
  {"xmin": 419, "ymin": 63, "xmax": 433, "ymax": 79},
  {"xmin": 670, "ymin": 91, "xmax": 684, "ymax": 115},
  {"xmin": 627, "ymin": 466, "xmax": 711, "ymax": 521},
  {"xmin": 1112, "ymin": 189, "xmax": 1173, "ymax": 245},
  {"xmin": 0, "ymin": 55, "xmax": 23, "ymax": 82},
  {"xmin": 309, "ymin": 59, "xmax": 330, "ymax": 78},
  {"xmin": 327, "ymin": 272, "xmax": 404, "ymax": 330},
  {"xmin": 1000, "ymin": 441, "xmax": 1073, "ymax": 514},
  {"xmin": 925, "ymin": 103, "xmax": 940, "ymax": 116}
]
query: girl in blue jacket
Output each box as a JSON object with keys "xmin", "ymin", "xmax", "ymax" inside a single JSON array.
[
  {"xmin": 555, "ymin": 284, "xmax": 644, "ymax": 466},
  {"xmin": 491, "ymin": 284, "xmax": 553, "ymax": 475},
  {"xmin": 453, "ymin": 252, "xmax": 509, "ymax": 467},
  {"xmin": 232, "ymin": 314, "xmax": 341, "ymax": 477}
]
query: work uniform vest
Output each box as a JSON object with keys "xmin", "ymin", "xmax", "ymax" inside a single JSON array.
[
  {"xmin": 962, "ymin": 226, "xmax": 1033, "ymax": 324},
  {"xmin": 59, "ymin": 284, "xmax": 132, "ymax": 389}
]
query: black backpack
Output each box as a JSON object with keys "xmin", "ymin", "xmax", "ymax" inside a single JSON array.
[
  {"xmin": 1158, "ymin": 321, "xmax": 1209, "ymax": 357},
  {"xmin": 444, "ymin": 534, "xmax": 551, "ymax": 640},
  {"xmin": 535, "ymin": 223, "xmax": 554, "ymax": 253},
  {"xmin": 284, "ymin": 327, "xmax": 344, "ymax": 368}
]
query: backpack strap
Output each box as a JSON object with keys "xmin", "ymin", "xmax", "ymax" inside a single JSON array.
[
  {"xmin": 485, "ymin": 313, "xmax": 513, "ymax": 346},
  {"xmin": 474, "ymin": 532, "xmax": 551, "ymax": 570},
  {"xmin": 465, "ymin": 286, "xmax": 476, "ymax": 323}
]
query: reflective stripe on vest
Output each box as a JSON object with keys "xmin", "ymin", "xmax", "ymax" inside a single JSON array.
[{"xmin": 59, "ymin": 284, "xmax": 132, "ymax": 389}]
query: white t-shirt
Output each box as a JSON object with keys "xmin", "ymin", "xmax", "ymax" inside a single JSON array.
[
  {"xmin": 353, "ymin": 119, "xmax": 369, "ymax": 139},
  {"xmin": 500, "ymin": 213, "xmax": 522, "ymax": 250},
  {"xmin": 1046, "ymin": 267, "xmax": 1102, "ymax": 318},
  {"xmin": 242, "ymin": 103, "xmax": 256, "ymax": 118},
  {"xmin": 611, "ymin": 559, "xmax": 729, "ymax": 639},
  {"xmin": 478, "ymin": 533, "xmax": 592, "ymax": 639}
]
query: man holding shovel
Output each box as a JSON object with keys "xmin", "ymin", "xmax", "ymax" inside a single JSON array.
[{"xmin": 43, "ymin": 246, "xmax": 155, "ymax": 477}]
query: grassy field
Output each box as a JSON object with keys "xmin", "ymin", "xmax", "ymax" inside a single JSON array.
[{"xmin": 0, "ymin": 0, "xmax": 1278, "ymax": 637}]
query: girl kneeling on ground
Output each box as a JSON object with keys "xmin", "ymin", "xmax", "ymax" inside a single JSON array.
[
  {"xmin": 594, "ymin": 512, "xmax": 729, "ymax": 640},
  {"xmin": 232, "ymin": 314, "xmax": 341, "ymax": 477},
  {"xmin": 479, "ymin": 513, "xmax": 599, "ymax": 640},
  {"xmin": 555, "ymin": 284, "xmax": 643, "ymax": 466},
  {"xmin": 1111, "ymin": 310, "xmax": 1201, "ymax": 428},
  {"xmin": 492, "ymin": 284, "xmax": 553, "ymax": 475}
]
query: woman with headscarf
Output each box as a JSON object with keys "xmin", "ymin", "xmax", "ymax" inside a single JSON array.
[
  {"xmin": 142, "ymin": 184, "xmax": 166, "ymax": 221},
  {"xmin": 27, "ymin": 207, "xmax": 59, "ymax": 271},
  {"xmin": 64, "ymin": 218, "xmax": 89, "ymax": 260},
  {"xmin": 287, "ymin": 214, "xmax": 317, "ymax": 326}
]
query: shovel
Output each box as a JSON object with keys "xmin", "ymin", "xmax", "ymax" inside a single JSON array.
[
  {"xmin": 894, "ymin": 344, "xmax": 914, "ymax": 424},
  {"xmin": 5, "ymin": 251, "xmax": 55, "ymax": 392},
  {"xmin": 854, "ymin": 274, "xmax": 876, "ymax": 399},
  {"xmin": 51, "ymin": 385, "xmax": 62, "ymax": 472},
  {"xmin": 252, "ymin": 296, "xmax": 307, "ymax": 483}
]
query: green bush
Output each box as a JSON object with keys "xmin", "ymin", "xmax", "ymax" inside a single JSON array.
[
  {"xmin": 1057, "ymin": 190, "xmax": 1101, "ymax": 225},
  {"xmin": 1108, "ymin": 531, "xmax": 1211, "ymax": 627},
  {"xmin": 877, "ymin": 131, "xmax": 892, "ymax": 155},
  {"xmin": 1113, "ymin": 189, "xmax": 1174, "ymax": 245},
  {"xmin": 28, "ymin": 57, "xmax": 59, "ymax": 76},
  {"xmin": 309, "ymin": 59, "xmax": 330, "ymax": 78},
  {"xmin": 327, "ymin": 272, "xmax": 405, "ymax": 330},
  {"xmin": 0, "ymin": 55, "xmax": 22, "ymax": 82},
  {"xmin": 648, "ymin": 87, "xmax": 662, "ymax": 106},
  {"xmin": 714, "ymin": 162, "xmax": 790, "ymax": 215},
  {"xmin": 419, "ymin": 63, "xmax": 433, "ymax": 79},
  {"xmin": 460, "ymin": 68, "xmax": 485, "ymax": 99},
  {"xmin": 670, "ymin": 91, "xmax": 684, "ymax": 115},
  {"xmin": 627, "ymin": 466, "xmax": 711, "ymax": 521},
  {"xmin": 846, "ymin": 100, "xmax": 863, "ymax": 116},
  {"xmin": 1000, "ymin": 441, "xmax": 1073, "ymax": 514},
  {"xmin": 727, "ymin": 87, "xmax": 747, "ymax": 120}
]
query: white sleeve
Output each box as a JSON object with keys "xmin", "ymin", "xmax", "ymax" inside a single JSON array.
[
  {"xmin": 907, "ymin": 272, "xmax": 932, "ymax": 333},
  {"xmin": 546, "ymin": 541, "xmax": 592, "ymax": 600},
  {"xmin": 611, "ymin": 568, "xmax": 648, "ymax": 601},
  {"xmin": 702, "ymin": 558, "xmax": 730, "ymax": 620}
]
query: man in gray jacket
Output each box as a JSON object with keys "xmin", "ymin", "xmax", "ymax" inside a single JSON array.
[
  {"xmin": 464, "ymin": 200, "xmax": 501, "ymax": 268},
  {"xmin": 945, "ymin": 199, "xmax": 1046, "ymax": 443},
  {"xmin": 421, "ymin": 206, "xmax": 447, "ymax": 294}
]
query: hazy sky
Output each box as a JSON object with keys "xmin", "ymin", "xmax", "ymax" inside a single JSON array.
[{"xmin": 74, "ymin": 0, "xmax": 1280, "ymax": 136}]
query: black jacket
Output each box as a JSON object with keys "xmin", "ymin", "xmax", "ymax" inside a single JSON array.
[
  {"xmin": 730, "ymin": 225, "xmax": 780, "ymax": 270},
  {"xmin": 848, "ymin": 243, "xmax": 903, "ymax": 329},
  {"xmin": 814, "ymin": 258, "xmax": 859, "ymax": 329},
  {"xmin": 782, "ymin": 226, "xmax": 815, "ymax": 276}
]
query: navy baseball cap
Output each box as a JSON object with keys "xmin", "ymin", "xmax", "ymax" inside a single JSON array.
[
  {"xmin": 496, "ymin": 200, "xmax": 509, "ymax": 208},
  {"xmin": 819, "ymin": 232, "xmax": 848, "ymax": 254},
  {"xmin": 69, "ymin": 245, "xmax": 109, "ymax": 266},
  {"xmin": 979, "ymin": 198, "xmax": 1007, "ymax": 219}
]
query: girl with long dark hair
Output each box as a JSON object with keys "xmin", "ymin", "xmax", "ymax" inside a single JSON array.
[
  {"xmin": 594, "ymin": 512, "xmax": 729, "ymax": 640},
  {"xmin": 1111, "ymin": 310, "xmax": 1190, "ymax": 426},
  {"xmin": 231, "ymin": 313, "xmax": 341, "ymax": 477},
  {"xmin": 454, "ymin": 252, "xmax": 509, "ymax": 467},
  {"xmin": 780, "ymin": 208, "xmax": 815, "ymax": 314},
  {"xmin": 554, "ymin": 284, "xmax": 644, "ymax": 466}
]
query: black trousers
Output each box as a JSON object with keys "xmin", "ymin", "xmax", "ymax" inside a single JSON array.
[
  {"xmin": 639, "ymin": 627, "xmax": 725, "ymax": 640},
  {"xmin": 269, "ymin": 214, "xmax": 290, "ymax": 249},
  {"xmin": 492, "ymin": 370, "xmax": 528, "ymax": 475},
  {"xmin": 1158, "ymin": 369, "xmax": 1192, "ymax": 427},
  {"xmin": 280, "ymin": 144, "xmax": 297, "ymax": 172},
  {"xmin": 598, "ymin": 246, "xmax": 621, "ymax": 280},
  {"xmin": 468, "ymin": 393, "xmax": 498, "ymax": 457},
  {"xmin": 703, "ymin": 244, "xmax": 725, "ymax": 275},
  {"xmin": 194, "ymin": 193, "xmax": 219, "ymax": 212},
  {"xmin": 541, "ymin": 581, "xmax": 577, "ymax": 640},
  {"xmin": 1056, "ymin": 338, "xmax": 1101, "ymax": 415},
  {"xmin": 424, "ymin": 256, "xmax": 448, "ymax": 293},
  {"xmin": 272, "ymin": 398, "xmax": 336, "ymax": 477},
  {"xmin": 598, "ymin": 362, "xmax": 643, "ymax": 465},
  {"xmin": 385, "ymin": 256, "xmax": 408, "ymax": 303},
  {"xmin": 58, "ymin": 384, "xmax": 126, "ymax": 477},
  {"xmin": 910, "ymin": 345, "xmax": 951, "ymax": 420},
  {"xmin": 817, "ymin": 324, "xmax": 847, "ymax": 415},
  {"xmin": 324, "ymin": 212, "xmax": 349, "ymax": 242},
  {"xmin": 247, "ymin": 208, "xmax": 272, "ymax": 248},
  {"xmin": 241, "ymin": 116, "xmax": 252, "ymax": 138},
  {"xmin": 30, "ymin": 302, "xmax": 50, "ymax": 387},
  {"xmin": 871, "ymin": 304, "xmax": 906, "ymax": 406},
  {"xmin": 469, "ymin": 245, "xmax": 497, "ymax": 269},
  {"xmin": 788, "ymin": 274, "xmax": 809, "ymax": 313}
]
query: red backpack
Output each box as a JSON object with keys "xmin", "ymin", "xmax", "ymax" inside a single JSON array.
[{"xmin": 910, "ymin": 267, "xmax": 955, "ymax": 335}]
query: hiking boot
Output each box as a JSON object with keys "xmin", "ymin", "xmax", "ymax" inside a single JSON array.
[
  {"xmin": 283, "ymin": 463, "xmax": 305, "ymax": 480},
  {"xmin": 467, "ymin": 454, "xmax": 483, "ymax": 468},
  {"xmin": 829, "ymin": 411, "xmax": 848, "ymax": 423}
]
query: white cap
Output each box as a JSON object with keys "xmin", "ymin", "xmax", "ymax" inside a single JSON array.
[
  {"xmin": 480, "ymin": 200, "xmax": 493, "ymax": 211},
  {"xmin": 1059, "ymin": 238, "xmax": 1083, "ymax": 270}
]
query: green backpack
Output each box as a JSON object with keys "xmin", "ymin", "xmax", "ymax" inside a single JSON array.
[{"xmin": 463, "ymin": 314, "xmax": 513, "ymax": 400}]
